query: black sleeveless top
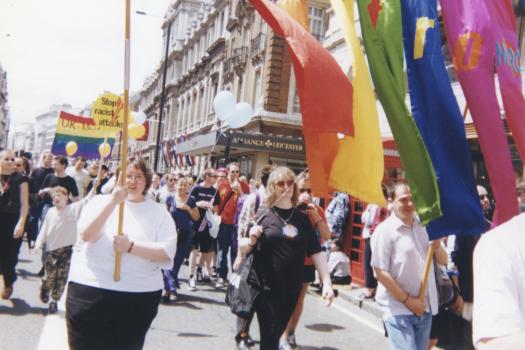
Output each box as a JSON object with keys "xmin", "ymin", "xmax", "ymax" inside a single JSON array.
[{"xmin": 0, "ymin": 172, "xmax": 28, "ymax": 217}]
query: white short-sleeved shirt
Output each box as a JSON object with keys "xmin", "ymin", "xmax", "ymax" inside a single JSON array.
[
  {"xmin": 371, "ymin": 214, "xmax": 438, "ymax": 319},
  {"xmin": 69, "ymin": 195, "xmax": 177, "ymax": 293},
  {"xmin": 66, "ymin": 167, "xmax": 90, "ymax": 198},
  {"xmin": 327, "ymin": 251, "xmax": 351, "ymax": 278},
  {"xmin": 473, "ymin": 213, "xmax": 525, "ymax": 346}
]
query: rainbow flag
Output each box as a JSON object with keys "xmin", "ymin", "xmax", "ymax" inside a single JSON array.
[{"xmin": 51, "ymin": 111, "xmax": 115, "ymax": 160}]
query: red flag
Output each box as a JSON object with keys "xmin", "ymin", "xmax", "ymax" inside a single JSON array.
[{"xmin": 249, "ymin": 0, "xmax": 354, "ymax": 136}]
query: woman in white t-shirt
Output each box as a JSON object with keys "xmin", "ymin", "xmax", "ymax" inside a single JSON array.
[{"xmin": 66, "ymin": 158, "xmax": 177, "ymax": 350}]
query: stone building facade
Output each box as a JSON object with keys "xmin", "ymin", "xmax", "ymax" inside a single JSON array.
[
  {"xmin": 129, "ymin": 0, "xmax": 331, "ymax": 177},
  {"xmin": 0, "ymin": 63, "xmax": 9, "ymax": 149}
]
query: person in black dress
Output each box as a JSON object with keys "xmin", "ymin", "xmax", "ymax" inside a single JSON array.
[
  {"xmin": 0, "ymin": 149, "xmax": 30, "ymax": 299},
  {"xmin": 239, "ymin": 166, "xmax": 335, "ymax": 350}
]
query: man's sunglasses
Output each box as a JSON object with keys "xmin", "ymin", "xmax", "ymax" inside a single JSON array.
[{"xmin": 299, "ymin": 188, "xmax": 312, "ymax": 194}]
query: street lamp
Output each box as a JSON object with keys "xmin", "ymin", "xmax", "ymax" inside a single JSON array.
[{"xmin": 136, "ymin": 10, "xmax": 172, "ymax": 172}]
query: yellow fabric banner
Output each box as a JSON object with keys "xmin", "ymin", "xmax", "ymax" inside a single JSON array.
[
  {"xmin": 328, "ymin": 0, "xmax": 385, "ymax": 205},
  {"xmin": 278, "ymin": 0, "xmax": 309, "ymax": 30}
]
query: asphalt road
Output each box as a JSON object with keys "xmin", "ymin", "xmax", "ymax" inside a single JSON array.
[{"xmin": 0, "ymin": 243, "xmax": 389, "ymax": 350}]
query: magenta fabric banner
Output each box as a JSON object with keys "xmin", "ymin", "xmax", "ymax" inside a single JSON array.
[
  {"xmin": 489, "ymin": 1, "xmax": 525, "ymax": 168},
  {"xmin": 440, "ymin": 0, "xmax": 518, "ymax": 225}
]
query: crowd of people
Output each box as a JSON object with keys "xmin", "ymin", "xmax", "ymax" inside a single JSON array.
[{"xmin": 1, "ymin": 148, "xmax": 524, "ymax": 350}]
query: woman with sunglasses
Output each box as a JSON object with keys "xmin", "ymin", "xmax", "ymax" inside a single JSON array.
[
  {"xmin": 239, "ymin": 166, "xmax": 335, "ymax": 350},
  {"xmin": 66, "ymin": 158, "xmax": 177, "ymax": 350},
  {"xmin": 0, "ymin": 149, "xmax": 29, "ymax": 300},
  {"xmin": 281, "ymin": 175, "xmax": 332, "ymax": 349}
]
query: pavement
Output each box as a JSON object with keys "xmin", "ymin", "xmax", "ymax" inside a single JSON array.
[
  {"xmin": 1, "ymin": 243, "xmax": 390, "ymax": 350},
  {"xmin": 332, "ymin": 284, "xmax": 383, "ymax": 320}
]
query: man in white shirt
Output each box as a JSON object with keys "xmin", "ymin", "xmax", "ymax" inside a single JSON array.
[
  {"xmin": 66, "ymin": 156, "xmax": 90, "ymax": 199},
  {"xmin": 371, "ymin": 183, "xmax": 446, "ymax": 350},
  {"xmin": 156, "ymin": 173, "xmax": 177, "ymax": 204},
  {"xmin": 472, "ymin": 213, "xmax": 525, "ymax": 349}
]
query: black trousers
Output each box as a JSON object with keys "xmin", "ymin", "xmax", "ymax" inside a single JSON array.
[
  {"xmin": 364, "ymin": 238, "xmax": 377, "ymax": 289},
  {"xmin": 254, "ymin": 291, "xmax": 300, "ymax": 350},
  {"xmin": 66, "ymin": 282, "xmax": 161, "ymax": 350},
  {"xmin": 0, "ymin": 213, "xmax": 23, "ymax": 287}
]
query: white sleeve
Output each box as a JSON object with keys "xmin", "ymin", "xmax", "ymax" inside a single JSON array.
[
  {"xmin": 237, "ymin": 194, "xmax": 255, "ymax": 240},
  {"xmin": 362, "ymin": 205, "xmax": 378, "ymax": 227},
  {"xmin": 370, "ymin": 225, "xmax": 391, "ymax": 271},
  {"xmin": 153, "ymin": 209, "xmax": 178, "ymax": 269},
  {"xmin": 101, "ymin": 176, "xmax": 116, "ymax": 194},
  {"xmin": 473, "ymin": 236, "xmax": 525, "ymax": 346},
  {"xmin": 77, "ymin": 195, "xmax": 112, "ymax": 237},
  {"xmin": 35, "ymin": 211, "xmax": 51, "ymax": 247}
]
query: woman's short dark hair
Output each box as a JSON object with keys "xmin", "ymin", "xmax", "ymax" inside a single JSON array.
[{"xmin": 127, "ymin": 158, "xmax": 152, "ymax": 195}]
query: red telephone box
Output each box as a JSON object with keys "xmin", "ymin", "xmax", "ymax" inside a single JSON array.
[{"xmin": 342, "ymin": 139, "xmax": 403, "ymax": 286}]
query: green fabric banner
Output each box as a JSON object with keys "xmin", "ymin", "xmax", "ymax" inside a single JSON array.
[{"xmin": 356, "ymin": 0, "xmax": 441, "ymax": 224}]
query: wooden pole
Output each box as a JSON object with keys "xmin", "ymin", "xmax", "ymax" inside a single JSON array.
[
  {"xmin": 462, "ymin": 104, "xmax": 469, "ymax": 120},
  {"xmin": 418, "ymin": 245, "xmax": 435, "ymax": 302},
  {"xmin": 97, "ymin": 132, "xmax": 108, "ymax": 179},
  {"xmin": 114, "ymin": 0, "xmax": 131, "ymax": 281}
]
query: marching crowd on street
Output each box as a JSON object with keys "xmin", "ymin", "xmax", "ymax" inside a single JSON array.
[{"xmin": 0, "ymin": 148, "xmax": 524, "ymax": 350}]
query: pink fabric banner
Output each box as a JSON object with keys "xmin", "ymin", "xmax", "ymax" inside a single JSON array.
[
  {"xmin": 489, "ymin": 1, "xmax": 525, "ymax": 169},
  {"xmin": 440, "ymin": 0, "xmax": 518, "ymax": 225}
]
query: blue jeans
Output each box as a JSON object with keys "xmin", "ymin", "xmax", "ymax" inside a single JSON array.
[
  {"xmin": 163, "ymin": 228, "xmax": 193, "ymax": 291},
  {"xmin": 384, "ymin": 312, "xmax": 432, "ymax": 350},
  {"xmin": 216, "ymin": 224, "xmax": 237, "ymax": 280}
]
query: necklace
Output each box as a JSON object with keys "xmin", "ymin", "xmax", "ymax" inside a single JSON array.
[{"xmin": 272, "ymin": 206, "xmax": 296, "ymax": 224}]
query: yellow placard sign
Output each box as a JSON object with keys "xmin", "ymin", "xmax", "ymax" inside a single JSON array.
[{"xmin": 92, "ymin": 93, "xmax": 126, "ymax": 132}]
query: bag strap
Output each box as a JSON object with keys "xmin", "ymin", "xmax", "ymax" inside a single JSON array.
[{"xmin": 217, "ymin": 189, "xmax": 235, "ymax": 216}]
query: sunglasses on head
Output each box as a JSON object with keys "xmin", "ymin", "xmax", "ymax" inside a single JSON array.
[
  {"xmin": 275, "ymin": 180, "xmax": 294, "ymax": 188},
  {"xmin": 299, "ymin": 188, "xmax": 312, "ymax": 194}
]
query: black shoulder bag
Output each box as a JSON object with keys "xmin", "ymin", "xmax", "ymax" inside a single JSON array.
[{"xmin": 225, "ymin": 211, "xmax": 266, "ymax": 319}]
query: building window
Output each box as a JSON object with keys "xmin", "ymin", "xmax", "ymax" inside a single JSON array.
[
  {"xmin": 309, "ymin": 7, "xmax": 325, "ymax": 43},
  {"xmin": 253, "ymin": 69, "xmax": 262, "ymax": 107}
]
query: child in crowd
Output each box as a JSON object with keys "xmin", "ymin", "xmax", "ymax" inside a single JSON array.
[
  {"xmin": 327, "ymin": 240, "xmax": 351, "ymax": 285},
  {"xmin": 35, "ymin": 184, "xmax": 97, "ymax": 314}
]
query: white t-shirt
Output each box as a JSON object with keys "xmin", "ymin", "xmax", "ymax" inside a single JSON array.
[
  {"xmin": 156, "ymin": 186, "xmax": 176, "ymax": 204},
  {"xmin": 327, "ymin": 251, "xmax": 350, "ymax": 277},
  {"xmin": 69, "ymin": 195, "xmax": 177, "ymax": 293},
  {"xmin": 473, "ymin": 213, "xmax": 525, "ymax": 346},
  {"xmin": 35, "ymin": 198, "xmax": 89, "ymax": 251},
  {"xmin": 371, "ymin": 214, "xmax": 438, "ymax": 319},
  {"xmin": 66, "ymin": 167, "xmax": 90, "ymax": 198}
]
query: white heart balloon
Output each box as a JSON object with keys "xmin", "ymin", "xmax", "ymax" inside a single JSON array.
[
  {"xmin": 132, "ymin": 111, "xmax": 147, "ymax": 125},
  {"xmin": 213, "ymin": 91, "xmax": 236, "ymax": 121},
  {"xmin": 228, "ymin": 102, "xmax": 253, "ymax": 129}
]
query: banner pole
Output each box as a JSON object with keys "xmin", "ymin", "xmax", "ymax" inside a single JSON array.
[
  {"xmin": 114, "ymin": 0, "xmax": 131, "ymax": 281},
  {"xmin": 97, "ymin": 132, "xmax": 108, "ymax": 180},
  {"xmin": 418, "ymin": 245, "xmax": 434, "ymax": 302},
  {"xmin": 462, "ymin": 104, "xmax": 469, "ymax": 120}
]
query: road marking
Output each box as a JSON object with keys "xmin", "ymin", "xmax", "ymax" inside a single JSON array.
[
  {"xmin": 37, "ymin": 295, "xmax": 68, "ymax": 350},
  {"xmin": 308, "ymin": 291, "xmax": 384, "ymax": 334}
]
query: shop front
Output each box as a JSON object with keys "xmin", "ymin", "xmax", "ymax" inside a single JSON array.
[{"xmin": 175, "ymin": 129, "xmax": 306, "ymax": 178}]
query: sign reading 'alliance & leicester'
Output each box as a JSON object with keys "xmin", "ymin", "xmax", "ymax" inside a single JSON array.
[{"xmin": 228, "ymin": 133, "xmax": 305, "ymax": 155}]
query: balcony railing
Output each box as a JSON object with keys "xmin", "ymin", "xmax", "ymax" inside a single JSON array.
[
  {"xmin": 250, "ymin": 34, "xmax": 266, "ymax": 56},
  {"xmin": 223, "ymin": 57, "xmax": 233, "ymax": 74},
  {"xmin": 231, "ymin": 46, "xmax": 249, "ymax": 67}
]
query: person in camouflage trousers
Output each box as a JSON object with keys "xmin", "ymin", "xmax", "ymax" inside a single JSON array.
[{"xmin": 35, "ymin": 185, "xmax": 96, "ymax": 313}]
